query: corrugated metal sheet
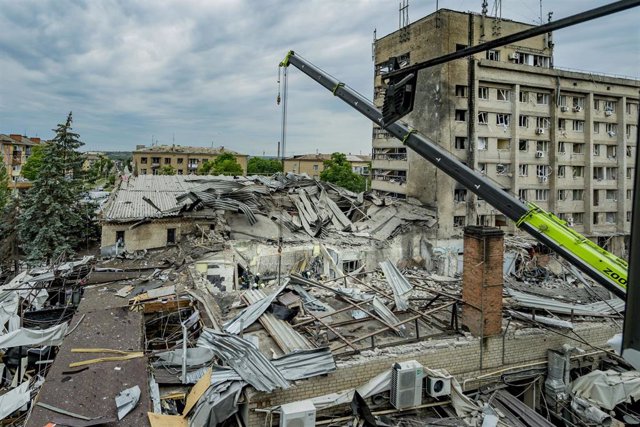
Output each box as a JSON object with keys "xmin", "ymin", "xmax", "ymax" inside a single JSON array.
[
  {"xmin": 379, "ymin": 261, "xmax": 413, "ymax": 311},
  {"xmin": 507, "ymin": 289, "xmax": 624, "ymax": 316},
  {"xmin": 197, "ymin": 329, "xmax": 290, "ymax": 392},
  {"xmin": 272, "ymin": 347, "xmax": 336, "ymax": 380},
  {"xmin": 223, "ymin": 283, "xmax": 287, "ymax": 335}
]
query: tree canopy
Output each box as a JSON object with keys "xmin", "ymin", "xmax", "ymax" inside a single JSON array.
[
  {"xmin": 87, "ymin": 155, "xmax": 114, "ymax": 182},
  {"xmin": 158, "ymin": 165, "xmax": 176, "ymax": 175},
  {"xmin": 198, "ymin": 153, "xmax": 243, "ymax": 176},
  {"xmin": 247, "ymin": 157, "xmax": 283, "ymax": 175},
  {"xmin": 18, "ymin": 112, "xmax": 90, "ymax": 264},
  {"xmin": 319, "ymin": 152, "xmax": 366, "ymax": 193},
  {"xmin": 0, "ymin": 162, "xmax": 9, "ymax": 212},
  {"xmin": 21, "ymin": 143, "xmax": 46, "ymax": 181}
]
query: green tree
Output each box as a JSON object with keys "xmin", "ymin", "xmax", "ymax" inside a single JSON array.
[
  {"xmin": 158, "ymin": 165, "xmax": 176, "ymax": 175},
  {"xmin": 21, "ymin": 144, "xmax": 46, "ymax": 181},
  {"xmin": 0, "ymin": 163, "xmax": 9, "ymax": 212},
  {"xmin": 19, "ymin": 112, "xmax": 89, "ymax": 264},
  {"xmin": 247, "ymin": 157, "xmax": 283, "ymax": 175},
  {"xmin": 0, "ymin": 197, "xmax": 21, "ymax": 274},
  {"xmin": 319, "ymin": 152, "xmax": 366, "ymax": 192},
  {"xmin": 198, "ymin": 153, "xmax": 243, "ymax": 176}
]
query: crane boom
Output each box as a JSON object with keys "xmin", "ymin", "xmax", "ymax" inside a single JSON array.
[{"xmin": 280, "ymin": 50, "xmax": 628, "ymax": 298}]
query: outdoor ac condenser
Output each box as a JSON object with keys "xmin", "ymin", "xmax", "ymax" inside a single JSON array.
[
  {"xmin": 390, "ymin": 360, "xmax": 423, "ymax": 409},
  {"xmin": 280, "ymin": 400, "xmax": 316, "ymax": 427},
  {"xmin": 426, "ymin": 375, "xmax": 452, "ymax": 398}
]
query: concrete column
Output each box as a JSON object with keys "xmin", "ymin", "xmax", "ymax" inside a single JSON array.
[{"xmin": 461, "ymin": 226, "xmax": 504, "ymax": 337}]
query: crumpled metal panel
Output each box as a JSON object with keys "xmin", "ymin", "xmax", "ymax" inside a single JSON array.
[
  {"xmin": 243, "ymin": 288, "xmax": 314, "ymax": 353},
  {"xmin": 271, "ymin": 347, "xmax": 337, "ymax": 380},
  {"xmin": 197, "ymin": 329, "xmax": 290, "ymax": 392},
  {"xmin": 223, "ymin": 283, "xmax": 287, "ymax": 335},
  {"xmin": 372, "ymin": 296, "xmax": 405, "ymax": 337},
  {"xmin": 507, "ymin": 289, "xmax": 624, "ymax": 316},
  {"xmin": 379, "ymin": 261, "xmax": 413, "ymax": 311}
]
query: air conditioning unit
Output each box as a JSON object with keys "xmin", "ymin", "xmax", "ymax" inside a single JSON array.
[
  {"xmin": 604, "ymin": 109, "xmax": 613, "ymax": 116},
  {"xmin": 391, "ymin": 361, "xmax": 423, "ymax": 409},
  {"xmin": 538, "ymin": 176, "xmax": 548, "ymax": 183},
  {"xmin": 567, "ymin": 217, "xmax": 574, "ymax": 226},
  {"xmin": 560, "ymin": 106, "xmax": 569, "ymax": 112},
  {"xmin": 280, "ymin": 401, "xmax": 316, "ymax": 427},
  {"xmin": 608, "ymin": 131, "xmax": 616, "ymax": 137},
  {"xmin": 573, "ymin": 105, "xmax": 582, "ymax": 112},
  {"xmin": 508, "ymin": 53, "xmax": 520, "ymax": 60},
  {"xmin": 536, "ymin": 128, "xmax": 545, "ymax": 135},
  {"xmin": 535, "ymin": 151, "xmax": 545, "ymax": 158},
  {"xmin": 426, "ymin": 375, "xmax": 452, "ymax": 398}
]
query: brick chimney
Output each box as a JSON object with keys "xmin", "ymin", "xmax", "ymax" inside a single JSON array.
[
  {"xmin": 30, "ymin": 137, "xmax": 41, "ymax": 144},
  {"xmin": 9, "ymin": 134, "xmax": 22, "ymax": 142},
  {"xmin": 461, "ymin": 226, "xmax": 504, "ymax": 337}
]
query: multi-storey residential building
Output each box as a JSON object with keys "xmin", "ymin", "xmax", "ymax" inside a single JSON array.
[
  {"xmin": 283, "ymin": 153, "xmax": 371, "ymax": 179},
  {"xmin": 372, "ymin": 8, "xmax": 639, "ymax": 257},
  {"xmin": 132, "ymin": 145, "xmax": 248, "ymax": 176},
  {"xmin": 0, "ymin": 134, "xmax": 42, "ymax": 189},
  {"xmin": 82, "ymin": 151, "xmax": 107, "ymax": 171}
]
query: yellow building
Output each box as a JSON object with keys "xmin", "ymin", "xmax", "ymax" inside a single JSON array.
[
  {"xmin": 283, "ymin": 153, "xmax": 371, "ymax": 179},
  {"xmin": 132, "ymin": 145, "xmax": 248, "ymax": 176},
  {"xmin": 0, "ymin": 134, "xmax": 42, "ymax": 189},
  {"xmin": 82, "ymin": 151, "xmax": 107, "ymax": 171}
]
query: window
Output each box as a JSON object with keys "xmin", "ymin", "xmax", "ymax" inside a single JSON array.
[
  {"xmin": 141, "ymin": 168, "xmax": 147, "ymax": 174},
  {"xmin": 478, "ymin": 87, "xmax": 489, "ymax": 99},
  {"xmin": 497, "ymin": 139, "xmax": 510, "ymax": 150},
  {"xmin": 478, "ymin": 112, "xmax": 489, "ymax": 124},
  {"xmin": 152, "ymin": 157, "xmax": 160, "ymax": 164},
  {"xmin": 455, "ymin": 110, "xmax": 467, "ymax": 121},
  {"xmin": 313, "ymin": 164, "xmax": 319, "ymax": 171},
  {"xmin": 177, "ymin": 169, "xmax": 183, "ymax": 175},
  {"xmin": 605, "ymin": 167, "xmax": 617, "ymax": 180},
  {"xmin": 497, "ymin": 89, "xmax": 511, "ymax": 101},
  {"xmin": 536, "ymin": 93, "xmax": 549, "ymax": 105},
  {"xmin": 455, "ymin": 85, "xmax": 468, "ymax": 97},
  {"xmin": 536, "ymin": 141, "xmax": 549, "ymax": 152},
  {"xmin": 454, "ymin": 216, "xmax": 466, "ymax": 227},
  {"xmin": 628, "ymin": 189, "xmax": 633, "ymax": 199},
  {"xmin": 518, "ymin": 164, "xmax": 529, "ymax": 176},
  {"xmin": 518, "ymin": 189, "xmax": 528, "ymax": 200},
  {"xmin": 496, "ymin": 163, "xmax": 510, "ymax": 175},
  {"xmin": 572, "ymin": 166, "xmax": 584, "ymax": 178},
  {"xmin": 519, "ymin": 139, "xmax": 528, "ymax": 151},
  {"xmin": 116, "ymin": 230, "xmax": 125, "ymax": 245},
  {"xmin": 558, "ymin": 118, "xmax": 566, "ymax": 130},
  {"xmin": 478, "ymin": 137, "xmax": 488, "ymax": 150},
  {"xmin": 606, "ymin": 189, "xmax": 617, "ymax": 200},
  {"xmin": 536, "ymin": 164, "xmax": 550, "ymax": 178},
  {"xmin": 627, "ymin": 124, "xmax": 635, "ymax": 138},
  {"xmin": 572, "ymin": 120, "xmax": 584, "ymax": 132},
  {"xmin": 573, "ymin": 212, "xmax": 584, "ymax": 224},
  {"xmin": 572, "ymin": 189, "xmax": 584, "ymax": 201},
  {"xmin": 606, "ymin": 145, "xmax": 617, "ymax": 158},
  {"xmin": 486, "ymin": 50, "xmax": 500, "ymax": 61},
  {"xmin": 557, "ymin": 165, "xmax": 566, "ymax": 178},
  {"xmin": 628, "ymin": 168, "xmax": 635, "ymax": 179},
  {"xmin": 454, "ymin": 189, "xmax": 467, "ymax": 202},
  {"xmin": 177, "ymin": 158, "xmax": 184, "ymax": 164},
  {"xmin": 558, "ymin": 213, "xmax": 567, "ymax": 221},
  {"xmin": 456, "ymin": 43, "xmax": 467, "ymax": 51},
  {"xmin": 604, "ymin": 100, "xmax": 616, "ymax": 112},
  {"xmin": 593, "ymin": 122, "xmax": 600, "ymax": 134},
  {"xmin": 558, "ymin": 142, "xmax": 566, "ymax": 153},
  {"xmin": 572, "ymin": 97, "xmax": 585, "ymax": 109},
  {"xmin": 594, "ymin": 99, "xmax": 600, "ymax": 110},
  {"xmin": 454, "ymin": 137, "xmax": 467, "ymax": 150},
  {"xmin": 496, "ymin": 113, "xmax": 511, "ymax": 126},
  {"xmin": 606, "ymin": 123, "xmax": 617, "ymax": 135},
  {"xmin": 559, "ymin": 95, "xmax": 567, "ymax": 107},
  {"xmin": 536, "ymin": 117, "xmax": 550, "ymax": 129},
  {"xmin": 558, "ymin": 189, "xmax": 567, "ymax": 200},
  {"xmin": 152, "ymin": 168, "xmax": 159, "ymax": 175},
  {"xmin": 167, "ymin": 228, "xmax": 176, "ymax": 244},
  {"xmin": 533, "ymin": 55, "xmax": 549, "ymax": 67},
  {"xmin": 141, "ymin": 157, "xmax": 148, "ymax": 164},
  {"xmin": 519, "ymin": 115, "xmax": 529, "ymax": 128},
  {"xmin": 478, "ymin": 163, "xmax": 487, "ymax": 173},
  {"xmin": 606, "ymin": 212, "xmax": 617, "ymax": 224},
  {"xmin": 163, "ymin": 157, "xmax": 170, "ymax": 164},
  {"xmin": 628, "ymin": 211, "xmax": 632, "ymax": 222},
  {"xmin": 535, "ymin": 189, "xmax": 549, "ymax": 201},
  {"xmin": 593, "ymin": 212, "xmax": 600, "ymax": 225},
  {"xmin": 572, "ymin": 143, "xmax": 585, "ymax": 154},
  {"xmin": 593, "ymin": 166, "xmax": 604, "ymax": 180},
  {"xmin": 495, "ymin": 215, "xmax": 507, "ymax": 227},
  {"xmin": 519, "ymin": 91, "xmax": 529, "ymax": 103},
  {"xmin": 593, "ymin": 144, "xmax": 601, "ymax": 156}
]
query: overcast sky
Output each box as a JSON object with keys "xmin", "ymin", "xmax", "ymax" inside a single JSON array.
[{"xmin": 1, "ymin": 0, "xmax": 638, "ymax": 156}]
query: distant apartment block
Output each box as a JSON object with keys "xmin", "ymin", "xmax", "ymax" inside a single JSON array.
[
  {"xmin": 82, "ymin": 151, "xmax": 107, "ymax": 171},
  {"xmin": 372, "ymin": 8, "xmax": 639, "ymax": 257},
  {"xmin": 283, "ymin": 153, "xmax": 371, "ymax": 179},
  {"xmin": 132, "ymin": 145, "xmax": 248, "ymax": 176},
  {"xmin": 0, "ymin": 134, "xmax": 42, "ymax": 189}
]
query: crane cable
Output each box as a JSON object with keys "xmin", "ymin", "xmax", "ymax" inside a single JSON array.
[{"xmin": 276, "ymin": 64, "xmax": 288, "ymax": 286}]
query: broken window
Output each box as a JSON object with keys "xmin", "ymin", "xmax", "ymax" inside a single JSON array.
[
  {"xmin": 535, "ymin": 189, "xmax": 549, "ymax": 201},
  {"xmin": 497, "ymin": 139, "xmax": 510, "ymax": 150},
  {"xmin": 606, "ymin": 145, "xmax": 617, "ymax": 158},
  {"xmin": 455, "ymin": 110, "xmax": 467, "ymax": 122},
  {"xmin": 572, "ymin": 166, "xmax": 584, "ymax": 178},
  {"xmin": 536, "ymin": 117, "xmax": 550, "ymax": 129},
  {"xmin": 486, "ymin": 50, "xmax": 500, "ymax": 61},
  {"xmin": 605, "ymin": 167, "xmax": 617, "ymax": 180},
  {"xmin": 536, "ymin": 165, "xmax": 550, "ymax": 178},
  {"xmin": 593, "ymin": 212, "xmax": 600, "ymax": 225},
  {"xmin": 164, "ymin": 157, "xmax": 171, "ymax": 164},
  {"xmin": 453, "ymin": 216, "xmax": 465, "ymax": 227},
  {"xmin": 593, "ymin": 122, "xmax": 600, "ymax": 134},
  {"xmin": 518, "ymin": 164, "xmax": 528, "ymax": 176},
  {"xmin": 478, "ymin": 87, "xmax": 489, "ymax": 100},
  {"xmin": 573, "ymin": 97, "xmax": 585, "ymax": 109},
  {"xmin": 572, "ymin": 189, "xmax": 584, "ymax": 200},
  {"xmin": 177, "ymin": 169, "xmax": 183, "ymax": 175},
  {"xmin": 496, "ymin": 163, "xmax": 510, "ymax": 175},
  {"xmin": 627, "ymin": 124, "xmax": 635, "ymax": 138},
  {"xmin": 177, "ymin": 158, "xmax": 184, "ymax": 164},
  {"xmin": 455, "ymin": 85, "xmax": 468, "ymax": 97},
  {"xmin": 593, "ymin": 189, "xmax": 600, "ymax": 206},
  {"xmin": 519, "ymin": 115, "xmax": 529, "ymax": 128},
  {"xmin": 606, "ymin": 189, "xmax": 617, "ymax": 200},
  {"xmin": 572, "ymin": 143, "xmax": 585, "ymax": 154},
  {"xmin": 454, "ymin": 189, "xmax": 467, "ymax": 202},
  {"xmin": 536, "ymin": 93, "xmax": 549, "ymax": 105},
  {"xmin": 141, "ymin": 157, "xmax": 148, "ymax": 164},
  {"xmin": 454, "ymin": 137, "xmax": 467, "ymax": 150},
  {"xmin": 606, "ymin": 212, "xmax": 617, "ymax": 224},
  {"xmin": 558, "ymin": 118, "xmax": 566, "ymax": 130},
  {"xmin": 167, "ymin": 228, "xmax": 176, "ymax": 244},
  {"xmin": 572, "ymin": 120, "xmax": 584, "ymax": 132},
  {"xmin": 573, "ymin": 212, "xmax": 584, "ymax": 224},
  {"xmin": 477, "ymin": 137, "xmax": 488, "ymax": 150},
  {"xmin": 141, "ymin": 168, "xmax": 147, "ymax": 174},
  {"xmin": 519, "ymin": 91, "xmax": 529, "ymax": 103},
  {"xmin": 519, "ymin": 139, "xmax": 528, "ymax": 151},
  {"xmin": 558, "ymin": 142, "xmax": 566, "ymax": 153},
  {"xmin": 536, "ymin": 141, "xmax": 549, "ymax": 152},
  {"xmin": 606, "ymin": 123, "xmax": 617, "ymax": 136},
  {"xmin": 478, "ymin": 163, "xmax": 487, "ymax": 174},
  {"xmin": 152, "ymin": 157, "xmax": 160, "ymax": 164},
  {"xmin": 116, "ymin": 230, "xmax": 125, "ymax": 245},
  {"xmin": 557, "ymin": 165, "xmax": 566, "ymax": 178},
  {"xmin": 478, "ymin": 112, "xmax": 489, "ymax": 124},
  {"xmin": 497, "ymin": 89, "xmax": 511, "ymax": 101},
  {"xmin": 593, "ymin": 167, "xmax": 604, "ymax": 180},
  {"xmin": 496, "ymin": 113, "xmax": 511, "ymax": 126},
  {"xmin": 533, "ymin": 55, "xmax": 549, "ymax": 67},
  {"xmin": 604, "ymin": 100, "xmax": 616, "ymax": 113},
  {"xmin": 518, "ymin": 189, "xmax": 527, "ymax": 200},
  {"xmin": 593, "ymin": 144, "xmax": 601, "ymax": 156},
  {"xmin": 342, "ymin": 260, "xmax": 362, "ymax": 273},
  {"xmin": 558, "ymin": 189, "xmax": 567, "ymax": 200}
]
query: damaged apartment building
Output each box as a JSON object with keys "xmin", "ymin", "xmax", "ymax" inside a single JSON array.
[{"xmin": 371, "ymin": 7, "xmax": 639, "ymax": 257}]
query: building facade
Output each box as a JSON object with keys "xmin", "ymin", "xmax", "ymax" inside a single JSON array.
[
  {"xmin": 372, "ymin": 9, "xmax": 639, "ymax": 257},
  {"xmin": 0, "ymin": 134, "xmax": 42, "ymax": 189},
  {"xmin": 283, "ymin": 153, "xmax": 371, "ymax": 179},
  {"xmin": 133, "ymin": 145, "xmax": 248, "ymax": 176}
]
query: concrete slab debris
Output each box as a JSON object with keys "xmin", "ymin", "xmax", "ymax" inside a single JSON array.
[{"xmin": 116, "ymin": 385, "xmax": 141, "ymax": 420}]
